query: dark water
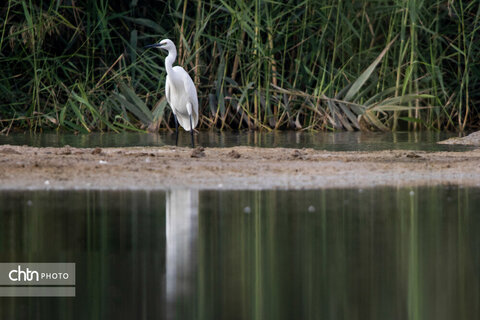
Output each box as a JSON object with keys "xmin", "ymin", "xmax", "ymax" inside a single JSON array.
[
  {"xmin": 0, "ymin": 131, "xmax": 471, "ymax": 151},
  {"xmin": 0, "ymin": 187, "xmax": 479, "ymax": 319}
]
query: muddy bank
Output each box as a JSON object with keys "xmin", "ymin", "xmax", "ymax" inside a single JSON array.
[{"xmin": 1, "ymin": 144, "xmax": 480, "ymax": 190}]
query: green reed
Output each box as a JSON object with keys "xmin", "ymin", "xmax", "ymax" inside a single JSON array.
[{"xmin": 0, "ymin": 0, "xmax": 478, "ymax": 133}]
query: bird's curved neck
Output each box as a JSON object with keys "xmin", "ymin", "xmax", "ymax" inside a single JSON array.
[{"xmin": 165, "ymin": 48, "xmax": 177, "ymax": 75}]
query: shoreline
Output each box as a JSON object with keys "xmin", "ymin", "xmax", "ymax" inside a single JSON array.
[{"xmin": 1, "ymin": 145, "xmax": 480, "ymax": 190}]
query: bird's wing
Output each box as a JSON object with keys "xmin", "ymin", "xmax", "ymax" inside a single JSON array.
[
  {"xmin": 165, "ymin": 76, "xmax": 171, "ymax": 105},
  {"xmin": 180, "ymin": 69, "xmax": 199, "ymax": 128},
  {"xmin": 181, "ymin": 71, "xmax": 198, "ymax": 112}
]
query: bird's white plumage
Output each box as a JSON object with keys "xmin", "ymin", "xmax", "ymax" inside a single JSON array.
[
  {"xmin": 165, "ymin": 78, "xmax": 171, "ymax": 105},
  {"xmin": 154, "ymin": 39, "xmax": 198, "ymax": 132},
  {"xmin": 166, "ymin": 66, "xmax": 198, "ymax": 131}
]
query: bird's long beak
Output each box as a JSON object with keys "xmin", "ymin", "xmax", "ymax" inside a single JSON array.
[{"xmin": 144, "ymin": 43, "xmax": 162, "ymax": 49}]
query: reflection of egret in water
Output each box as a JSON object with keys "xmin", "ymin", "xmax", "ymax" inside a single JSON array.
[{"xmin": 165, "ymin": 189, "xmax": 199, "ymax": 318}]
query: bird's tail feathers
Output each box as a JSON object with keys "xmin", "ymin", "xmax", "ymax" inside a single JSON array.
[{"xmin": 177, "ymin": 114, "xmax": 198, "ymax": 131}]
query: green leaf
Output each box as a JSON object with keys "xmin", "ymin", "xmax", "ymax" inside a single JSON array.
[
  {"xmin": 344, "ymin": 36, "xmax": 397, "ymax": 102},
  {"xmin": 399, "ymin": 116, "xmax": 424, "ymax": 124},
  {"xmin": 68, "ymin": 100, "xmax": 90, "ymax": 132},
  {"xmin": 117, "ymin": 82, "xmax": 154, "ymax": 124},
  {"xmin": 376, "ymin": 94, "xmax": 434, "ymax": 106},
  {"xmin": 152, "ymin": 98, "xmax": 168, "ymax": 121},
  {"xmin": 369, "ymin": 105, "xmax": 417, "ymax": 112}
]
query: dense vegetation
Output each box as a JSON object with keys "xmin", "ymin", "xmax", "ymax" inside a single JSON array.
[{"xmin": 0, "ymin": 0, "xmax": 479, "ymax": 133}]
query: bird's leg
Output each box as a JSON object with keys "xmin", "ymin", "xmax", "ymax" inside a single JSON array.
[
  {"xmin": 189, "ymin": 114, "xmax": 195, "ymax": 148},
  {"xmin": 174, "ymin": 114, "xmax": 179, "ymax": 146}
]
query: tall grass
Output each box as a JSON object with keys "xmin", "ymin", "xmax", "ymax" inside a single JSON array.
[{"xmin": 0, "ymin": 0, "xmax": 478, "ymax": 133}]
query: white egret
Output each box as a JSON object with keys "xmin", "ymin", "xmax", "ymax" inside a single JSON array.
[{"xmin": 145, "ymin": 39, "xmax": 198, "ymax": 147}]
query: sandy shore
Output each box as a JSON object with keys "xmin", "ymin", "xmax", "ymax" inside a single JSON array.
[
  {"xmin": 438, "ymin": 131, "xmax": 480, "ymax": 146},
  {"xmin": 1, "ymin": 144, "xmax": 480, "ymax": 190}
]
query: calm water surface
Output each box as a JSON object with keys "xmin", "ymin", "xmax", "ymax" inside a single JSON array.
[
  {"xmin": 0, "ymin": 131, "xmax": 471, "ymax": 151},
  {"xmin": 0, "ymin": 187, "xmax": 479, "ymax": 319}
]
